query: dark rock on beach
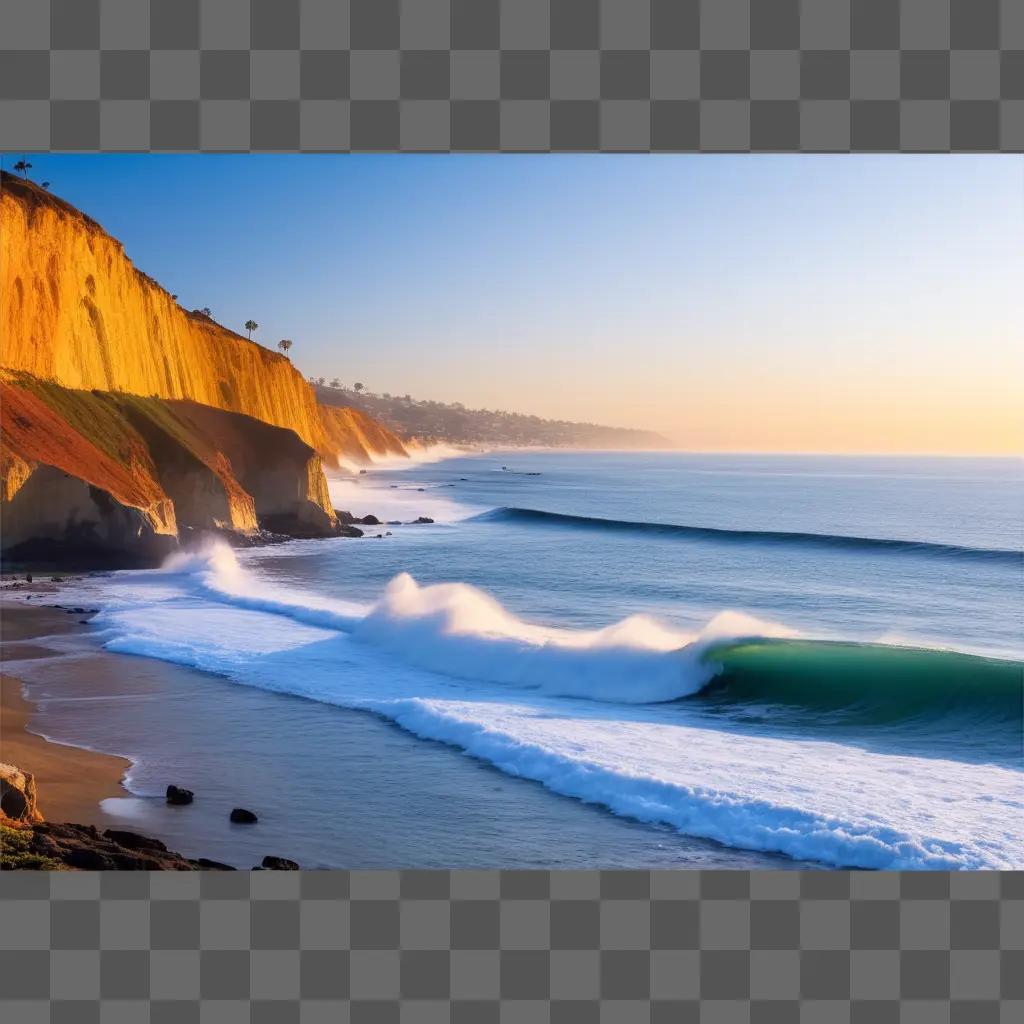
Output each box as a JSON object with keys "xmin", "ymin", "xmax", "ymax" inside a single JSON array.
[
  {"xmin": 166, "ymin": 784, "xmax": 194, "ymax": 805},
  {"xmin": 104, "ymin": 829, "xmax": 170, "ymax": 853},
  {"xmin": 409, "ymin": 517, "xmax": 435, "ymax": 525},
  {"xmin": 194, "ymin": 858, "xmax": 236, "ymax": 870},
  {"xmin": 229, "ymin": 807, "xmax": 258, "ymax": 824},
  {"xmin": 261, "ymin": 855, "xmax": 299, "ymax": 870}
]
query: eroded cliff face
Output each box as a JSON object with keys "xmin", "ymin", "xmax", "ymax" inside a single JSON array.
[
  {"xmin": 2, "ymin": 173, "xmax": 331, "ymax": 449},
  {"xmin": 319, "ymin": 404, "xmax": 408, "ymax": 464},
  {"xmin": 1, "ymin": 173, "xmax": 409, "ymax": 563},
  {"xmin": 1, "ymin": 372, "xmax": 337, "ymax": 564}
]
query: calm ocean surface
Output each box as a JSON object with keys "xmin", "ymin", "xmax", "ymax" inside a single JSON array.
[{"xmin": 28, "ymin": 451, "xmax": 1024, "ymax": 869}]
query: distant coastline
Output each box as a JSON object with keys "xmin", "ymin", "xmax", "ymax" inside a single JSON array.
[{"xmin": 313, "ymin": 383, "xmax": 673, "ymax": 451}]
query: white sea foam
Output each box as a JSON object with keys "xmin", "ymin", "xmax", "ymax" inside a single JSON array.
[
  {"xmin": 56, "ymin": 540, "xmax": 1023, "ymax": 871},
  {"xmin": 156, "ymin": 544, "xmax": 793, "ymax": 703}
]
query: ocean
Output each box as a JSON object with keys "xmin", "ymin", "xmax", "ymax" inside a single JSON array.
[{"xmin": 23, "ymin": 451, "xmax": 1024, "ymax": 870}]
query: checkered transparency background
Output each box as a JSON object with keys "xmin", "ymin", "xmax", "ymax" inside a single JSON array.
[
  {"xmin": 2, "ymin": 869, "xmax": 1023, "ymax": 1022},
  {"xmin": 3, "ymin": 1, "xmax": 1024, "ymax": 1020},
  {"xmin": 0, "ymin": 0, "xmax": 1020, "ymax": 150}
]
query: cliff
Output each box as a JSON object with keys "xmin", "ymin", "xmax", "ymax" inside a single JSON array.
[
  {"xmin": 319, "ymin": 404, "xmax": 409, "ymax": 464},
  {"xmin": 1, "ymin": 172, "xmax": 409, "ymax": 563},
  {"xmin": 1, "ymin": 171, "xmax": 406, "ymax": 470},
  {"xmin": 1, "ymin": 371, "xmax": 336, "ymax": 563},
  {"xmin": 1, "ymin": 173, "xmax": 329, "ymax": 451}
]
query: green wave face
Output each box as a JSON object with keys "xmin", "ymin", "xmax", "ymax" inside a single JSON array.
[{"xmin": 701, "ymin": 640, "xmax": 1024, "ymax": 731}]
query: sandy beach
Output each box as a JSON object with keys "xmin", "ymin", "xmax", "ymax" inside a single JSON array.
[{"xmin": 1, "ymin": 601, "xmax": 131, "ymax": 826}]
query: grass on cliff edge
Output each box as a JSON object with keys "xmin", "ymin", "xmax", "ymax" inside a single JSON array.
[{"xmin": 0, "ymin": 822, "xmax": 66, "ymax": 870}]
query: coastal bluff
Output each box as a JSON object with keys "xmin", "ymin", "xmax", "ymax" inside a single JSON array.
[
  {"xmin": 1, "ymin": 172, "xmax": 326, "ymax": 450},
  {"xmin": 0, "ymin": 172, "xmax": 406, "ymax": 564}
]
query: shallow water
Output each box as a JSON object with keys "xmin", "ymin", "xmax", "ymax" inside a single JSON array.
[
  {"xmin": 39, "ymin": 451, "xmax": 1024, "ymax": 869},
  {"xmin": 7, "ymin": 641, "xmax": 794, "ymax": 869}
]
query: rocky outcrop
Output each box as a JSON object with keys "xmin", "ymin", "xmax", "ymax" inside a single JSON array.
[
  {"xmin": 1, "ymin": 762, "xmax": 42, "ymax": 823},
  {"xmin": 1, "ymin": 371, "xmax": 341, "ymax": 564},
  {"xmin": 1, "ymin": 372, "xmax": 179, "ymax": 564},
  {"xmin": 1, "ymin": 820, "xmax": 237, "ymax": 870},
  {"xmin": 172, "ymin": 401, "xmax": 334, "ymax": 536}
]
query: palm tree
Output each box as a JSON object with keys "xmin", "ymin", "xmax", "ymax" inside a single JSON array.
[
  {"xmin": 354, "ymin": 382, "xmax": 364, "ymax": 393},
  {"xmin": 244, "ymin": 320, "xmax": 258, "ymax": 340},
  {"xmin": 13, "ymin": 159, "xmax": 32, "ymax": 179},
  {"xmin": 278, "ymin": 339, "xmax": 293, "ymax": 356}
]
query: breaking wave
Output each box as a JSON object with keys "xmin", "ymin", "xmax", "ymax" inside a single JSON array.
[{"xmin": 154, "ymin": 543, "xmax": 1021, "ymax": 722}]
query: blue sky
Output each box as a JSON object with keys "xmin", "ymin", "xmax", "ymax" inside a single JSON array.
[{"xmin": 5, "ymin": 154, "xmax": 1021, "ymax": 452}]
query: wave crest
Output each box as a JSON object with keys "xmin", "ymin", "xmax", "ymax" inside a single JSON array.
[{"xmin": 476, "ymin": 507, "xmax": 1022, "ymax": 564}]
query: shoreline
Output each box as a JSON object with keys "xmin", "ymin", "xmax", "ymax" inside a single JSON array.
[
  {"xmin": 1, "ymin": 602, "xmax": 132, "ymax": 826},
  {"xmin": 0, "ymin": 589, "xmax": 795, "ymax": 870}
]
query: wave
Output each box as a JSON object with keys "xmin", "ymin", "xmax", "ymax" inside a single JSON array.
[
  {"xmin": 154, "ymin": 543, "xmax": 1021, "ymax": 725},
  {"xmin": 77, "ymin": 542, "xmax": 1024, "ymax": 870},
  {"xmin": 702, "ymin": 639, "xmax": 1023, "ymax": 730},
  {"xmin": 476, "ymin": 507, "xmax": 1023, "ymax": 565},
  {"xmin": 163, "ymin": 544, "xmax": 794, "ymax": 703}
]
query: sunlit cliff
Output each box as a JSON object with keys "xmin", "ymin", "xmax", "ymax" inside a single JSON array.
[{"xmin": 0, "ymin": 172, "xmax": 406, "ymax": 564}]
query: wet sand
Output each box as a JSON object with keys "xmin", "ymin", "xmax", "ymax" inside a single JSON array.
[{"xmin": 1, "ymin": 602, "xmax": 130, "ymax": 826}]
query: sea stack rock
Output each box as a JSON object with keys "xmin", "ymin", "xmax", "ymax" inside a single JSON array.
[
  {"xmin": 166, "ymin": 785, "xmax": 194, "ymax": 805},
  {"xmin": 230, "ymin": 808, "xmax": 258, "ymax": 824}
]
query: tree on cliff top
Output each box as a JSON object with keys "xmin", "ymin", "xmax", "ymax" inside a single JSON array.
[
  {"xmin": 245, "ymin": 320, "xmax": 258, "ymax": 339},
  {"xmin": 13, "ymin": 159, "xmax": 32, "ymax": 179},
  {"xmin": 278, "ymin": 339, "xmax": 293, "ymax": 356},
  {"xmin": 354, "ymin": 382, "xmax": 365, "ymax": 393},
  {"xmin": 330, "ymin": 378, "xmax": 341, "ymax": 389}
]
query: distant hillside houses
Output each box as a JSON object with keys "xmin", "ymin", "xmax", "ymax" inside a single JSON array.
[{"xmin": 312, "ymin": 383, "xmax": 671, "ymax": 450}]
